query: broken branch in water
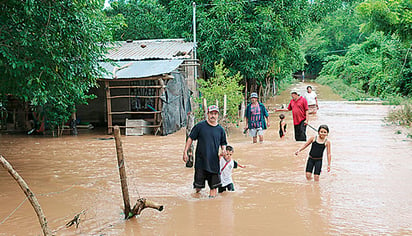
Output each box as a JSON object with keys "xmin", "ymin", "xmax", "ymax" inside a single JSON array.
[
  {"xmin": 128, "ymin": 198, "xmax": 164, "ymax": 219},
  {"xmin": 66, "ymin": 210, "xmax": 86, "ymax": 228}
]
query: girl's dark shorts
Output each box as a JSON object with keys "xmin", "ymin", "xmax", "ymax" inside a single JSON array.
[
  {"xmin": 306, "ymin": 157, "xmax": 323, "ymax": 175},
  {"xmin": 193, "ymin": 168, "xmax": 221, "ymax": 189}
]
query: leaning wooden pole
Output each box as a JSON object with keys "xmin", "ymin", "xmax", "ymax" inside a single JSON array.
[
  {"xmin": 0, "ymin": 155, "xmax": 52, "ymax": 236},
  {"xmin": 113, "ymin": 126, "xmax": 132, "ymax": 219}
]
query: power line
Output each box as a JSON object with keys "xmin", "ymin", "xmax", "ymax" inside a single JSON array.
[{"xmin": 197, "ymin": 0, "xmax": 258, "ymax": 7}]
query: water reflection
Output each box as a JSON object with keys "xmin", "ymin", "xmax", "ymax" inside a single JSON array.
[{"xmin": 0, "ymin": 82, "xmax": 411, "ymax": 235}]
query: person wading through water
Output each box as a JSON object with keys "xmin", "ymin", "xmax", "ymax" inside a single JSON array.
[
  {"xmin": 275, "ymin": 90, "xmax": 309, "ymax": 141},
  {"xmin": 183, "ymin": 105, "xmax": 227, "ymax": 198},
  {"xmin": 244, "ymin": 92, "xmax": 270, "ymax": 143}
]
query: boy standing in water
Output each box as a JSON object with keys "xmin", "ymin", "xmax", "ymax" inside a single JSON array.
[
  {"xmin": 279, "ymin": 114, "xmax": 287, "ymax": 139},
  {"xmin": 219, "ymin": 146, "xmax": 245, "ymax": 193},
  {"xmin": 294, "ymin": 125, "xmax": 331, "ymax": 181}
]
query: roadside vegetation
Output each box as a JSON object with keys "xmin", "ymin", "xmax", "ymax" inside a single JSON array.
[
  {"xmin": 299, "ymin": 0, "xmax": 411, "ymax": 136},
  {"xmin": 1, "ymin": 0, "xmax": 410, "ymax": 135}
]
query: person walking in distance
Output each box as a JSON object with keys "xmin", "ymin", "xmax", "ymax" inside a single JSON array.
[
  {"xmin": 304, "ymin": 86, "xmax": 319, "ymax": 114},
  {"xmin": 244, "ymin": 92, "xmax": 270, "ymax": 143},
  {"xmin": 275, "ymin": 90, "xmax": 309, "ymax": 141},
  {"xmin": 183, "ymin": 105, "xmax": 227, "ymax": 198},
  {"xmin": 294, "ymin": 125, "xmax": 332, "ymax": 181}
]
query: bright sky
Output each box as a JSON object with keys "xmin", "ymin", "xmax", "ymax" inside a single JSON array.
[{"xmin": 104, "ymin": 0, "xmax": 110, "ymax": 8}]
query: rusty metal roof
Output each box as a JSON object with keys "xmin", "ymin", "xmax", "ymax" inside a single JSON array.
[
  {"xmin": 99, "ymin": 60, "xmax": 184, "ymax": 79},
  {"xmin": 105, "ymin": 39, "xmax": 194, "ymax": 61}
]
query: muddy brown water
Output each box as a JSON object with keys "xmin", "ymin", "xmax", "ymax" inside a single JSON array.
[{"xmin": 1, "ymin": 82, "xmax": 411, "ymax": 236}]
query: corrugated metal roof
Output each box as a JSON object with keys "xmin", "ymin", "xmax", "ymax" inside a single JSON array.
[
  {"xmin": 99, "ymin": 60, "xmax": 184, "ymax": 79},
  {"xmin": 106, "ymin": 39, "xmax": 194, "ymax": 61}
]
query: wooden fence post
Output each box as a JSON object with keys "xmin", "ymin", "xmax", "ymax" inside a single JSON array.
[
  {"xmin": 223, "ymin": 95, "xmax": 227, "ymax": 118},
  {"xmin": 203, "ymin": 98, "xmax": 208, "ymax": 120},
  {"xmin": 0, "ymin": 155, "xmax": 52, "ymax": 236},
  {"xmin": 113, "ymin": 126, "xmax": 131, "ymax": 219}
]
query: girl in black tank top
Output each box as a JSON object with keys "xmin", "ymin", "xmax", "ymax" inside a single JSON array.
[
  {"xmin": 294, "ymin": 125, "xmax": 332, "ymax": 181},
  {"xmin": 309, "ymin": 136, "xmax": 327, "ymax": 159}
]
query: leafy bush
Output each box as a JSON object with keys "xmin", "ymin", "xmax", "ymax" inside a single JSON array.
[
  {"xmin": 195, "ymin": 59, "xmax": 244, "ymax": 124},
  {"xmin": 319, "ymin": 32, "xmax": 409, "ymax": 99},
  {"xmin": 386, "ymin": 100, "xmax": 412, "ymax": 137}
]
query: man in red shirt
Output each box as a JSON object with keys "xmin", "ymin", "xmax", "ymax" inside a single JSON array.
[{"xmin": 276, "ymin": 90, "xmax": 309, "ymax": 141}]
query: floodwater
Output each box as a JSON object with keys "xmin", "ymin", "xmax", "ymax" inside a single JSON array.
[{"xmin": 1, "ymin": 82, "xmax": 411, "ymax": 236}]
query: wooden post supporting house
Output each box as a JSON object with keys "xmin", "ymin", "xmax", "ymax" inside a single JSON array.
[
  {"xmin": 105, "ymin": 81, "xmax": 113, "ymax": 134},
  {"xmin": 157, "ymin": 78, "xmax": 166, "ymax": 134}
]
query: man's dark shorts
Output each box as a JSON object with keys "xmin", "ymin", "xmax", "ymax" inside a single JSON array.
[{"xmin": 193, "ymin": 168, "xmax": 221, "ymax": 189}]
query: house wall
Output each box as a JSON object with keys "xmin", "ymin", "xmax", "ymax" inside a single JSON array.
[
  {"xmin": 76, "ymin": 81, "xmax": 106, "ymax": 126},
  {"xmin": 76, "ymin": 80, "xmax": 160, "ymax": 127}
]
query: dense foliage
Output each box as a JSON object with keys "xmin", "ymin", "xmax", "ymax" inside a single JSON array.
[
  {"xmin": 0, "ymin": 0, "xmax": 116, "ymax": 131},
  {"xmin": 321, "ymin": 32, "xmax": 407, "ymax": 97},
  {"xmin": 300, "ymin": 3, "xmax": 367, "ymax": 76},
  {"xmin": 106, "ymin": 0, "xmax": 170, "ymax": 39},
  {"xmin": 197, "ymin": 0, "xmax": 309, "ymax": 90},
  {"xmin": 308, "ymin": 0, "xmax": 411, "ymax": 100}
]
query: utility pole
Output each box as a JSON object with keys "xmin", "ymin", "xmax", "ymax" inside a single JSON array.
[
  {"xmin": 193, "ymin": 2, "xmax": 197, "ymax": 81},
  {"xmin": 185, "ymin": 2, "xmax": 197, "ymax": 168}
]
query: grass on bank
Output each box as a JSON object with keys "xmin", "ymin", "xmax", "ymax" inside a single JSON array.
[{"xmin": 316, "ymin": 75, "xmax": 412, "ymax": 138}]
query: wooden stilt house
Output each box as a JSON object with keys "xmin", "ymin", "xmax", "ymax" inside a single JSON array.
[{"xmin": 77, "ymin": 39, "xmax": 196, "ymax": 135}]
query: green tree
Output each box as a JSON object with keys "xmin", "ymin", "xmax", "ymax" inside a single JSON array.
[
  {"xmin": 105, "ymin": 0, "xmax": 170, "ymax": 40},
  {"xmin": 0, "ymin": 0, "xmax": 116, "ymax": 132},
  {"xmin": 356, "ymin": 0, "xmax": 412, "ymax": 43},
  {"xmin": 320, "ymin": 32, "xmax": 408, "ymax": 98},
  {"xmin": 197, "ymin": 0, "xmax": 307, "ymax": 92},
  {"xmin": 164, "ymin": 0, "xmax": 193, "ymax": 39},
  {"xmin": 301, "ymin": 1, "xmax": 366, "ymax": 76},
  {"xmin": 195, "ymin": 59, "xmax": 244, "ymax": 124},
  {"xmin": 355, "ymin": 0, "xmax": 412, "ymax": 97},
  {"xmin": 316, "ymin": 0, "xmax": 411, "ymax": 99}
]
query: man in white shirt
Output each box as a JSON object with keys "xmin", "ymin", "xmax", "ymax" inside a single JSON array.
[{"xmin": 304, "ymin": 86, "xmax": 318, "ymax": 114}]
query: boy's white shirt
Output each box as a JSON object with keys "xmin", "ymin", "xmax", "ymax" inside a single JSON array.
[{"xmin": 220, "ymin": 158, "xmax": 235, "ymax": 187}]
